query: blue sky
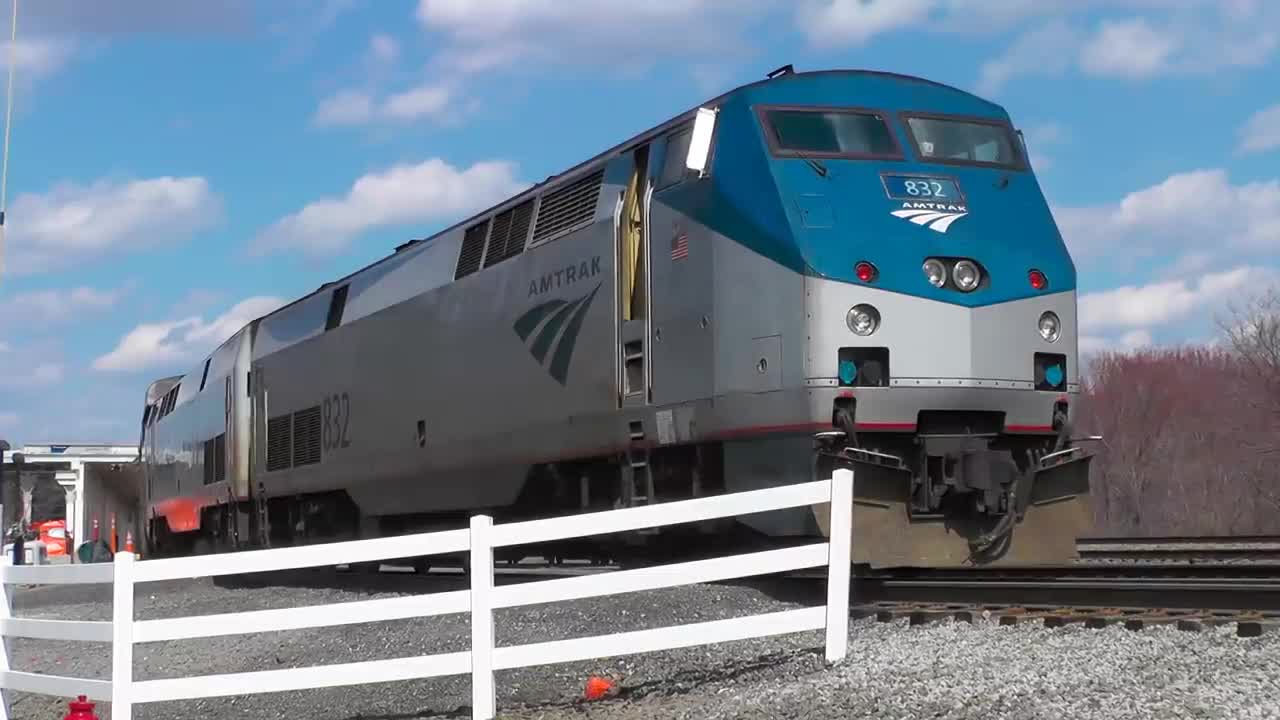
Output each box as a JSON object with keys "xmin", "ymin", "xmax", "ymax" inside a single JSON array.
[{"xmin": 0, "ymin": 0, "xmax": 1278, "ymax": 444}]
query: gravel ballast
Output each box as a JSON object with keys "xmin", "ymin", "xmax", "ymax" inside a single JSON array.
[{"xmin": 5, "ymin": 572, "xmax": 1279, "ymax": 719}]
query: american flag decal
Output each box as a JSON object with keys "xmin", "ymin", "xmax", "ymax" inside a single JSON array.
[{"xmin": 670, "ymin": 228, "xmax": 689, "ymax": 261}]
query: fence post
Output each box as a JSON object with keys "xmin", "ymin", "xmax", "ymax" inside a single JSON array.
[
  {"xmin": 469, "ymin": 515, "xmax": 496, "ymax": 719},
  {"xmin": 824, "ymin": 468, "xmax": 853, "ymax": 663},
  {"xmin": 0, "ymin": 543, "xmax": 12, "ymax": 720},
  {"xmin": 111, "ymin": 551, "xmax": 136, "ymax": 719}
]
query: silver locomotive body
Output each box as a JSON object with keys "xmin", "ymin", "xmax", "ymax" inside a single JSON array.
[{"xmin": 141, "ymin": 69, "xmax": 1092, "ymax": 568}]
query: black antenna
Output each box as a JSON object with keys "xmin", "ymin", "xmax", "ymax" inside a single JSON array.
[{"xmin": 766, "ymin": 64, "xmax": 794, "ymax": 79}]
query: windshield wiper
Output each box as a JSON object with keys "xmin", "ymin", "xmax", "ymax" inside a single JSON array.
[{"xmin": 792, "ymin": 149, "xmax": 829, "ymax": 178}]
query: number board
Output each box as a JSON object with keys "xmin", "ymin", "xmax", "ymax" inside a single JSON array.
[{"xmin": 881, "ymin": 174, "xmax": 964, "ymax": 202}]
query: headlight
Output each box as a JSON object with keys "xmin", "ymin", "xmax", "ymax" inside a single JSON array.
[
  {"xmin": 922, "ymin": 259, "xmax": 946, "ymax": 288},
  {"xmin": 953, "ymin": 260, "xmax": 980, "ymax": 292},
  {"xmin": 1038, "ymin": 311, "xmax": 1061, "ymax": 342},
  {"xmin": 846, "ymin": 304, "xmax": 880, "ymax": 336}
]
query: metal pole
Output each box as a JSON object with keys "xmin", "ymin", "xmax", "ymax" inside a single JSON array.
[
  {"xmin": 0, "ymin": 440, "xmax": 8, "ymax": 558},
  {"xmin": 8, "ymin": 452, "xmax": 20, "ymax": 565},
  {"xmin": 0, "ymin": 0, "xmax": 19, "ymax": 282}
]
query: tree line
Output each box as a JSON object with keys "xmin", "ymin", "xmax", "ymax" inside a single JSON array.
[{"xmin": 1078, "ymin": 287, "xmax": 1280, "ymax": 536}]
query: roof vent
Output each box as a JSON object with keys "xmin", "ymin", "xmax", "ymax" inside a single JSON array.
[
  {"xmin": 395, "ymin": 238, "xmax": 423, "ymax": 253},
  {"xmin": 766, "ymin": 64, "xmax": 794, "ymax": 79}
]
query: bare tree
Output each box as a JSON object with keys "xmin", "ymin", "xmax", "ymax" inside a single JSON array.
[
  {"xmin": 1218, "ymin": 287, "xmax": 1280, "ymax": 509},
  {"xmin": 1078, "ymin": 346, "xmax": 1280, "ymax": 535}
]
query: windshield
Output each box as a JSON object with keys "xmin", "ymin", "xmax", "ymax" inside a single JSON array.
[
  {"xmin": 903, "ymin": 115, "xmax": 1024, "ymax": 169},
  {"xmin": 761, "ymin": 108, "xmax": 900, "ymax": 159}
]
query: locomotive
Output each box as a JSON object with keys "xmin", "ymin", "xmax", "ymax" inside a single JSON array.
[{"xmin": 139, "ymin": 66, "xmax": 1093, "ymax": 569}]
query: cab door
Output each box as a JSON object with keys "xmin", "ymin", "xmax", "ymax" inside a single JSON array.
[
  {"xmin": 647, "ymin": 122, "xmax": 713, "ymax": 407},
  {"xmin": 617, "ymin": 144, "xmax": 652, "ymax": 407}
]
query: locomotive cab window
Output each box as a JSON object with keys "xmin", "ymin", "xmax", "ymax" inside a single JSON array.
[
  {"xmin": 901, "ymin": 114, "xmax": 1025, "ymax": 170},
  {"xmin": 760, "ymin": 107, "xmax": 901, "ymax": 159},
  {"xmin": 657, "ymin": 124, "xmax": 694, "ymax": 189}
]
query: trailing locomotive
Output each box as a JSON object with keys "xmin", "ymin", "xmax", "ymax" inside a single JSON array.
[{"xmin": 139, "ymin": 66, "xmax": 1093, "ymax": 569}]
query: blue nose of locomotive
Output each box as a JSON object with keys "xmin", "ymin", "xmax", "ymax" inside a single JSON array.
[
  {"xmin": 777, "ymin": 161, "xmax": 1075, "ymax": 306},
  {"xmin": 739, "ymin": 73, "xmax": 1076, "ymax": 305}
]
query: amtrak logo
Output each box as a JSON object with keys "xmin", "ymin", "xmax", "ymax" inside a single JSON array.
[
  {"xmin": 513, "ymin": 282, "xmax": 603, "ymax": 386},
  {"xmin": 890, "ymin": 201, "xmax": 969, "ymax": 233}
]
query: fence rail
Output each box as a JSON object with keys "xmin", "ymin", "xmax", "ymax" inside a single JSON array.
[{"xmin": 0, "ymin": 469, "xmax": 855, "ymax": 720}]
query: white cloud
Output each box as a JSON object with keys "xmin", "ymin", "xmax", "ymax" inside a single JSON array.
[
  {"xmin": 416, "ymin": 0, "xmax": 769, "ymax": 72},
  {"xmin": 0, "ymin": 345, "xmax": 64, "ymax": 391},
  {"xmin": 26, "ymin": 1, "xmax": 253, "ymax": 35},
  {"xmin": 0, "ymin": 285, "xmax": 128, "ymax": 327},
  {"xmin": 1079, "ymin": 18, "xmax": 1180, "ymax": 78},
  {"xmin": 1239, "ymin": 103, "xmax": 1280, "ymax": 155},
  {"xmin": 1055, "ymin": 169, "xmax": 1280, "ymax": 263},
  {"xmin": 972, "ymin": 2, "xmax": 1277, "ymax": 93},
  {"xmin": 314, "ymin": 82, "xmax": 453, "ymax": 127},
  {"xmin": 314, "ymin": 89, "xmax": 375, "ymax": 126},
  {"xmin": 977, "ymin": 20, "xmax": 1080, "ymax": 94},
  {"xmin": 1076, "ymin": 266, "xmax": 1276, "ymax": 356},
  {"xmin": 382, "ymin": 83, "xmax": 450, "ymax": 121},
  {"xmin": 5, "ymin": 176, "xmax": 221, "ymax": 276},
  {"xmin": 3, "ymin": 37, "xmax": 76, "ymax": 78},
  {"xmin": 368, "ymin": 34, "xmax": 399, "ymax": 66},
  {"xmin": 1079, "ymin": 266, "xmax": 1272, "ymax": 333},
  {"xmin": 796, "ymin": 0, "xmax": 934, "ymax": 47},
  {"xmin": 251, "ymin": 158, "xmax": 527, "ymax": 257},
  {"xmin": 93, "ymin": 295, "xmax": 285, "ymax": 373}
]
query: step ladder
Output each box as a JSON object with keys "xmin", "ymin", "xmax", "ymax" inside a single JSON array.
[{"xmin": 622, "ymin": 421, "xmax": 657, "ymax": 532}]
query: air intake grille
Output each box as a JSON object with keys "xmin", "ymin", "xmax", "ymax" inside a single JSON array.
[
  {"xmin": 454, "ymin": 220, "xmax": 490, "ymax": 279},
  {"xmin": 483, "ymin": 199, "xmax": 535, "ymax": 268},
  {"xmin": 532, "ymin": 169, "xmax": 604, "ymax": 244},
  {"xmin": 292, "ymin": 405, "xmax": 322, "ymax": 467},
  {"xmin": 266, "ymin": 414, "xmax": 292, "ymax": 472}
]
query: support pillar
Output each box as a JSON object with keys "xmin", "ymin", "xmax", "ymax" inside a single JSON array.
[{"xmin": 18, "ymin": 473, "xmax": 33, "ymax": 530}]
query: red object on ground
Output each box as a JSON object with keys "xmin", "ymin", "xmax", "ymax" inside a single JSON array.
[
  {"xmin": 63, "ymin": 695, "xmax": 97, "ymax": 719},
  {"xmin": 584, "ymin": 676, "xmax": 615, "ymax": 701},
  {"xmin": 37, "ymin": 520, "xmax": 67, "ymax": 556}
]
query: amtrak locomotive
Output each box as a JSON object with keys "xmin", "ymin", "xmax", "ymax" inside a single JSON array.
[{"xmin": 139, "ymin": 66, "xmax": 1093, "ymax": 569}]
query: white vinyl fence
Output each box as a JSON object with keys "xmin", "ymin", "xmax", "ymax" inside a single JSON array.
[{"xmin": 0, "ymin": 468, "xmax": 854, "ymax": 719}]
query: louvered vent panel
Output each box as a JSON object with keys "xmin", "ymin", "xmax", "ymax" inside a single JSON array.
[
  {"xmin": 292, "ymin": 405, "xmax": 322, "ymax": 467},
  {"xmin": 214, "ymin": 433, "xmax": 227, "ymax": 483},
  {"xmin": 502, "ymin": 200, "xmax": 535, "ymax": 262},
  {"xmin": 266, "ymin": 414, "xmax": 292, "ymax": 472},
  {"xmin": 482, "ymin": 207, "xmax": 514, "ymax": 268},
  {"xmin": 454, "ymin": 220, "xmax": 490, "ymax": 279},
  {"xmin": 532, "ymin": 169, "xmax": 604, "ymax": 244},
  {"xmin": 203, "ymin": 439, "xmax": 216, "ymax": 485},
  {"xmin": 483, "ymin": 199, "xmax": 535, "ymax": 268}
]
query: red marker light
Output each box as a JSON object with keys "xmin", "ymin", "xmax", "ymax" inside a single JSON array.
[
  {"xmin": 1028, "ymin": 269, "xmax": 1048, "ymax": 291},
  {"xmin": 855, "ymin": 261, "xmax": 878, "ymax": 283}
]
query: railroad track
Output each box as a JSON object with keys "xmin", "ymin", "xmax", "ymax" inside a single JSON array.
[
  {"xmin": 1075, "ymin": 535, "xmax": 1280, "ymax": 564},
  {"xmin": 59, "ymin": 534, "xmax": 1280, "ymax": 640},
  {"xmin": 850, "ymin": 600, "xmax": 1277, "ymax": 637}
]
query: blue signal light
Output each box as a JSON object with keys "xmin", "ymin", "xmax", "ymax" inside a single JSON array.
[
  {"xmin": 1044, "ymin": 364, "xmax": 1064, "ymax": 388},
  {"xmin": 839, "ymin": 359, "xmax": 858, "ymax": 385}
]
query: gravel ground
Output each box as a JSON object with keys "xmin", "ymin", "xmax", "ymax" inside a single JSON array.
[{"xmin": 5, "ymin": 571, "xmax": 1279, "ymax": 720}]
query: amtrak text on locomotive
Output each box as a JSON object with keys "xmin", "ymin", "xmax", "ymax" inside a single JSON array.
[
  {"xmin": 899, "ymin": 200, "xmax": 967, "ymax": 213},
  {"xmin": 528, "ymin": 255, "xmax": 603, "ymax": 297}
]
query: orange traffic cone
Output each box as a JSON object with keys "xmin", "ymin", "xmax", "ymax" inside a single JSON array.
[
  {"xmin": 109, "ymin": 515, "xmax": 117, "ymax": 554},
  {"xmin": 584, "ymin": 675, "xmax": 618, "ymax": 701},
  {"xmin": 124, "ymin": 530, "xmax": 135, "ymax": 554}
]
